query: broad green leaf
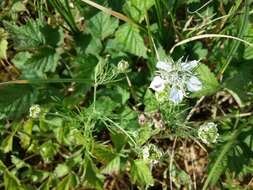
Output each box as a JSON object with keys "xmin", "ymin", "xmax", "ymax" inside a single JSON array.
[
  {"xmin": 88, "ymin": 11, "xmax": 119, "ymax": 40},
  {"xmin": 83, "ymin": 157, "xmax": 104, "ymax": 190},
  {"xmin": 130, "ymin": 160, "xmax": 154, "ymax": 187},
  {"xmin": 114, "ymin": 23, "xmax": 147, "ymax": 57},
  {"xmin": 0, "ymin": 85, "xmax": 38, "ymax": 120},
  {"xmin": 11, "ymin": 155, "xmax": 29, "ymax": 169},
  {"xmin": 13, "ymin": 48, "xmax": 60, "ymax": 77},
  {"xmin": 123, "ymin": 0, "xmax": 155, "ymax": 22},
  {"xmin": 0, "ymin": 28, "xmax": 8, "ymax": 59},
  {"xmin": 0, "ymin": 160, "xmax": 6, "ymax": 171},
  {"xmin": 4, "ymin": 19, "xmax": 44, "ymax": 49},
  {"xmin": 225, "ymin": 62, "xmax": 253, "ymax": 104},
  {"xmin": 1, "ymin": 134, "xmax": 13, "ymax": 153},
  {"xmin": 93, "ymin": 143, "xmax": 116, "ymax": 164},
  {"xmin": 40, "ymin": 141, "xmax": 59, "ymax": 163},
  {"xmin": 191, "ymin": 64, "xmax": 220, "ymax": 97},
  {"xmin": 26, "ymin": 48, "xmax": 60, "ymax": 77},
  {"xmin": 102, "ymin": 156, "xmax": 121, "ymax": 174},
  {"xmin": 20, "ymin": 119, "xmax": 33, "ymax": 149},
  {"xmin": 4, "ymin": 19, "xmax": 64, "ymax": 49},
  {"xmin": 110, "ymin": 131, "xmax": 128, "ymax": 152},
  {"xmin": 54, "ymin": 163, "xmax": 70, "ymax": 178},
  {"xmin": 74, "ymin": 33, "xmax": 102, "ymax": 56},
  {"xmin": 4, "ymin": 170, "xmax": 21, "ymax": 190},
  {"xmin": 56, "ymin": 173, "xmax": 78, "ymax": 190},
  {"xmin": 38, "ymin": 177, "xmax": 51, "ymax": 190}
]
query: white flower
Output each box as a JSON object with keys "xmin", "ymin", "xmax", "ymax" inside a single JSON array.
[
  {"xmin": 181, "ymin": 60, "xmax": 198, "ymax": 71},
  {"xmin": 29, "ymin": 104, "xmax": 41, "ymax": 119},
  {"xmin": 117, "ymin": 60, "xmax": 129, "ymax": 73},
  {"xmin": 169, "ymin": 87, "xmax": 184, "ymax": 104},
  {"xmin": 142, "ymin": 146, "xmax": 150, "ymax": 160},
  {"xmin": 198, "ymin": 122, "xmax": 219, "ymax": 145},
  {"xmin": 156, "ymin": 61, "xmax": 172, "ymax": 72},
  {"xmin": 187, "ymin": 76, "xmax": 202, "ymax": 92},
  {"xmin": 150, "ymin": 76, "xmax": 165, "ymax": 92}
]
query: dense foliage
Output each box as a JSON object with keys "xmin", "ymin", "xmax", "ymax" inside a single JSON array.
[{"xmin": 0, "ymin": 0, "xmax": 253, "ymax": 189}]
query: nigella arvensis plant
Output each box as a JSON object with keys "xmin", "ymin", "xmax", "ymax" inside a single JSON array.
[{"xmin": 150, "ymin": 58, "xmax": 202, "ymax": 104}]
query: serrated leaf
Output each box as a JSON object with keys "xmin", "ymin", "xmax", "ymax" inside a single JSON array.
[
  {"xmin": 0, "ymin": 28, "xmax": 8, "ymax": 59},
  {"xmin": 102, "ymin": 156, "xmax": 121, "ymax": 174},
  {"xmin": 4, "ymin": 19, "xmax": 64, "ymax": 50},
  {"xmin": 88, "ymin": 11, "xmax": 119, "ymax": 40},
  {"xmin": 114, "ymin": 23, "xmax": 147, "ymax": 57},
  {"xmin": 93, "ymin": 143, "xmax": 116, "ymax": 164},
  {"xmin": 192, "ymin": 64, "xmax": 220, "ymax": 97},
  {"xmin": 123, "ymin": 0, "xmax": 155, "ymax": 22},
  {"xmin": 130, "ymin": 160, "xmax": 154, "ymax": 187},
  {"xmin": 12, "ymin": 48, "xmax": 60, "ymax": 77},
  {"xmin": 83, "ymin": 157, "xmax": 104, "ymax": 190},
  {"xmin": 0, "ymin": 85, "xmax": 38, "ymax": 120},
  {"xmin": 4, "ymin": 19, "xmax": 44, "ymax": 49}
]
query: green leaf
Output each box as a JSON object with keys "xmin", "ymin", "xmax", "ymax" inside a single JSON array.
[
  {"xmin": 93, "ymin": 143, "xmax": 116, "ymax": 164},
  {"xmin": 1, "ymin": 134, "xmax": 13, "ymax": 153},
  {"xmin": 83, "ymin": 157, "xmax": 104, "ymax": 190},
  {"xmin": 114, "ymin": 23, "xmax": 147, "ymax": 57},
  {"xmin": 4, "ymin": 19, "xmax": 44, "ymax": 49},
  {"xmin": 224, "ymin": 62, "xmax": 253, "ymax": 105},
  {"xmin": 102, "ymin": 156, "xmax": 121, "ymax": 174},
  {"xmin": 4, "ymin": 19, "xmax": 64, "ymax": 50},
  {"xmin": 0, "ymin": 85, "xmax": 38, "ymax": 120},
  {"xmin": 38, "ymin": 177, "xmax": 51, "ymax": 190},
  {"xmin": 88, "ymin": 11, "xmax": 119, "ymax": 40},
  {"xmin": 191, "ymin": 64, "xmax": 220, "ymax": 97},
  {"xmin": 20, "ymin": 119, "xmax": 33, "ymax": 149},
  {"xmin": 144, "ymin": 89, "xmax": 159, "ymax": 113},
  {"xmin": 11, "ymin": 155, "xmax": 29, "ymax": 169},
  {"xmin": 40, "ymin": 141, "xmax": 59, "ymax": 163},
  {"xmin": 54, "ymin": 163, "xmax": 70, "ymax": 178},
  {"xmin": 123, "ymin": 0, "xmax": 155, "ymax": 22},
  {"xmin": 0, "ymin": 28, "xmax": 8, "ymax": 59},
  {"xmin": 56, "ymin": 173, "xmax": 78, "ymax": 190},
  {"xmin": 4, "ymin": 170, "xmax": 21, "ymax": 190},
  {"xmin": 130, "ymin": 160, "xmax": 154, "ymax": 187}
]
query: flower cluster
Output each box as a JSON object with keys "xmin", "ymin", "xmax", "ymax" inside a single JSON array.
[
  {"xmin": 142, "ymin": 144, "xmax": 163, "ymax": 165},
  {"xmin": 29, "ymin": 104, "xmax": 41, "ymax": 119},
  {"xmin": 150, "ymin": 59, "xmax": 202, "ymax": 104},
  {"xmin": 198, "ymin": 122, "xmax": 219, "ymax": 145}
]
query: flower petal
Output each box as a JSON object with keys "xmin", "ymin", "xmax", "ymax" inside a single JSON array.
[
  {"xmin": 187, "ymin": 76, "xmax": 202, "ymax": 92},
  {"xmin": 169, "ymin": 87, "xmax": 184, "ymax": 104},
  {"xmin": 156, "ymin": 61, "xmax": 172, "ymax": 72},
  {"xmin": 181, "ymin": 60, "xmax": 198, "ymax": 71},
  {"xmin": 150, "ymin": 76, "xmax": 165, "ymax": 92}
]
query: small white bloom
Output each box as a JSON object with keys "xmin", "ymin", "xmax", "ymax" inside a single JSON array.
[
  {"xmin": 29, "ymin": 104, "xmax": 41, "ymax": 119},
  {"xmin": 156, "ymin": 61, "xmax": 172, "ymax": 72},
  {"xmin": 117, "ymin": 60, "xmax": 129, "ymax": 73},
  {"xmin": 142, "ymin": 146, "xmax": 150, "ymax": 160},
  {"xmin": 181, "ymin": 60, "xmax": 198, "ymax": 71},
  {"xmin": 198, "ymin": 122, "xmax": 219, "ymax": 145},
  {"xmin": 187, "ymin": 76, "xmax": 202, "ymax": 92},
  {"xmin": 150, "ymin": 76, "xmax": 165, "ymax": 92},
  {"xmin": 169, "ymin": 87, "xmax": 184, "ymax": 104}
]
